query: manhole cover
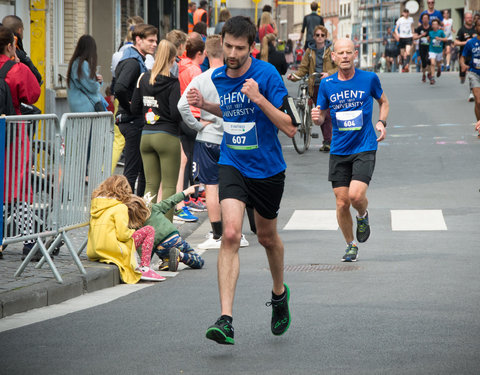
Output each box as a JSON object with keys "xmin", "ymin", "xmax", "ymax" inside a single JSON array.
[{"xmin": 284, "ymin": 264, "xmax": 360, "ymax": 272}]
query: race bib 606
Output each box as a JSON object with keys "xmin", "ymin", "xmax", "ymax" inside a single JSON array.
[
  {"xmin": 224, "ymin": 122, "xmax": 259, "ymax": 150},
  {"xmin": 336, "ymin": 110, "xmax": 363, "ymax": 131}
]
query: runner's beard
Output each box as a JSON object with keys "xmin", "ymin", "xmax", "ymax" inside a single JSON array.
[{"xmin": 226, "ymin": 58, "xmax": 241, "ymax": 69}]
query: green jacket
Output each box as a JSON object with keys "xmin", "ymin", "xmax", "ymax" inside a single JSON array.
[
  {"xmin": 291, "ymin": 40, "xmax": 337, "ymax": 97},
  {"xmin": 144, "ymin": 192, "xmax": 186, "ymax": 246}
]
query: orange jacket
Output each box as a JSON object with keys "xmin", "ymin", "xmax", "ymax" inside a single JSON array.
[{"xmin": 178, "ymin": 57, "xmax": 201, "ymax": 118}]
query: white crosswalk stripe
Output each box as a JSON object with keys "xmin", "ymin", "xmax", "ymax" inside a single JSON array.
[
  {"xmin": 283, "ymin": 209, "xmax": 448, "ymax": 231},
  {"xmin": 391, "ymin": 210, "xmax": 447, "ymax": 231},
  {"xmin": 284, "ymin": 210, "xmax": 338, "ymax": 230}
]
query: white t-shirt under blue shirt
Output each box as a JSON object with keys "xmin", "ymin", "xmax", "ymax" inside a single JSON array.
[
  {"xmin": 212, "ymin": 57, "xmax": 288, "ymax": 179},
  {"xmin": 462, "ymin": 37, "xmax": 480, "ymax": 76},
  {"xmin": 317, "ymin": 69, "xmax": 383, "ymax": 155}
]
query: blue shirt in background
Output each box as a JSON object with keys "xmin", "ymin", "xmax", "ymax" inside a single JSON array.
[
  {"xmin": 317, "ymin": 69, "xmax": 383, "ymax": 155},
  {"xmin": 462, "ymin": 36, "xmax": 480, "ymax": 75}
]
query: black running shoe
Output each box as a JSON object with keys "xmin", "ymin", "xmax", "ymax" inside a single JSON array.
[
  {"xmin": 356, "ymin": 211, "xmax": 370, "ymax": 243},
  {"xmin": 205, "ymin": 317, "xmax": 235, "ymax": 345},
  {"xmin": 168, "ymin": 248, "xmax": 179, "ymax": 272},
  {"xmin": 266, "ymin": 283, "xmax": 291, "ymax": 336}
]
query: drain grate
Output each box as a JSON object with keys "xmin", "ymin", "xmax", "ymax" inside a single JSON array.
[{"xmin": 283, "ymin": 264, "xmax": 360, "ymax": 272}]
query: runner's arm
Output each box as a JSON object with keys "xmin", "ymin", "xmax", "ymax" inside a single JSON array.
[
  {"xmin": 241, "ymin": 78, "xmax": 297, "ymax": 138},
  {"xmin": 459, "ymin": 55, "xmax": 469, "ymax": 72},
  {"xmin": 186, "ymin": 87, "xmax": 223, "ymax": 117},
  {"xmin": 375, "ymin": 93, "xmax": 389, "ymax": 142}
]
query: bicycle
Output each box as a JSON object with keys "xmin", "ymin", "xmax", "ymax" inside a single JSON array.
[{"xmin": 291, "ymin": 73, "xmax": 320, "ymax": 154}]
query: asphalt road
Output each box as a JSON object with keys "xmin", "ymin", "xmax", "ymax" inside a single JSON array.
[{"xmin": 1, "ymin": 71, "xmax": 479, "ymax": 375}]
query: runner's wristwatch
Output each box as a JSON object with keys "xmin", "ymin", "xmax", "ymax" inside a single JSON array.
[{"xmin": 378, "ymin": 120, "xmax": 387, "ymax": 127}]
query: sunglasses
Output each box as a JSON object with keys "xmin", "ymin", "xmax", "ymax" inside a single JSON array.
[{"xmin": 315, "ymin": 33, "xmax": 326, "ymax": 37}]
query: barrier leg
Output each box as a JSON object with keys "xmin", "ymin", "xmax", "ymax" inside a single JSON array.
[
  {"xmin": 76, "ymin": 237, "xmax": 88, "ymax": 256},
  {"xmin": 36, "ymin": 234, "xmax": 63, "ymax": 269},
  {"xmin": 61, "ymin": 232, "xmax": 87, "ymax": 275},
  {"xmin": 15, "ymin": 237, "xmax": 63, "ymax": 283}
]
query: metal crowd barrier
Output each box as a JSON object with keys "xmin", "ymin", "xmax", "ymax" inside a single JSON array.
[{"xmin": 1, "ymin": 112, "xmax": 114, "ymax": 283}]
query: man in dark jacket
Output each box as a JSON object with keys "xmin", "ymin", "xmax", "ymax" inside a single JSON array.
[
  {"xmin": 2, "ymin": 15, "xmax": 42, "ymax": 85},
  {"xmin": 300, "ymin": 2, "xmax": 324, "ymax": 50},
  {"xmin": 114, "ymin": 23, "xmax": 158, "ymax": 196}
]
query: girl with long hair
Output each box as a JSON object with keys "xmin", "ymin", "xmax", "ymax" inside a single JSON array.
[
  {"xmin": 260, "ymin": 33, "xmax": 288, "ymax": 76},
  {"xmin": 67, "ymin": 34, "xmax": 106, "ymax": 112},
  {"xmin": 130, "ymin": 40, "xmax": 182, "ymax": 221},
  {"xmin": 258, "ymin": 11, "xmax": 277, "ymax": 43},
  {"xmin": 87, "ymin": 175, "xmax": 165, "ymax": 283}
]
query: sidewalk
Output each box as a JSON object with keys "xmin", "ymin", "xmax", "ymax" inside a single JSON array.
[{"xmin": 0, "ymin": 211, "xmax": 209, "ymax": 319}]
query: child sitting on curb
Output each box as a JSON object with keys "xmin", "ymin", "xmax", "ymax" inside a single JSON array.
[
  {"xmin": 133, "ymin": 185, "xmax": 204, "ymax": 271},
  {"xmin": 87, "ymin": 175, "xmax": 165, "ymax": 283}
]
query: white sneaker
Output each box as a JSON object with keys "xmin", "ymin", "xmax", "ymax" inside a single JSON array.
[
  {"xmin": 468, "ymin": 92, "xmax": 475, "ymax": 102},
  {"xmin": 197, "ymin": 232, "xmax": 249, "ymax": 249},
  {"xmin": 240, "ymin": 234, "xmax": 249, "ymax": 247},
  {"xmin": 198, "ymin": 232, "xmax": 222, "ymax": 249}
]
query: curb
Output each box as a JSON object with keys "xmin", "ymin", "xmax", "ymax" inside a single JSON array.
[
  {"xmin": 0, "ymin": 211, "xmax": 208, "ymax": 319},
  {"xmin": 0, "ymin": 262, "xmax": 120, "ymax": 318}
]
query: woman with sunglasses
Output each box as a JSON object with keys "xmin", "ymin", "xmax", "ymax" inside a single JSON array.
[{"xmin": 287, "ymin": 25, "xmax": 337, "ymax": 152}]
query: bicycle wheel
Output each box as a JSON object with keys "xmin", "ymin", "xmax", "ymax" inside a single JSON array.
[
  {"xmin": 304, "ymin": 103, "xmax": 312, "ymax": 151},
  {"xmin": 292, "ymin": 99, "xmax": 308, "ymax": 154}
]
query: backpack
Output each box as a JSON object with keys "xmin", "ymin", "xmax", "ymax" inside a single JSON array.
[{"xmin": 0, "ymin": 60, "xmax": 17, "ymax": 116}]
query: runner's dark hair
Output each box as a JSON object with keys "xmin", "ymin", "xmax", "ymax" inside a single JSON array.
[{"xmin": 221, "ymin": 16, "xmax": 257, "ymax": 46}]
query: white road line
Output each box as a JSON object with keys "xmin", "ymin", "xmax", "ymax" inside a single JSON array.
[
  {"xmin": 391, "ymin": 210, "xmax": 447, "ymax": 231},
  {"xmin": 283, "ymin": 210, "xmax": 338, "ymax": 230},
  {"xmin": 0, "ymin": 284, "xmax": 153, "ymax": 333}
]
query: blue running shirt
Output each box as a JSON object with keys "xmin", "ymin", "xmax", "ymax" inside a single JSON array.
[
  {"xmin": 317, "ymin": 69, "xmax": 383, "ymax": 155},
  {"xmin": 212, "ymin": 57, "xmax": 288, "ymax": 178},
  {"xmin": 462, "ymin": 37, "xmax": 480, "ymax": 76}
]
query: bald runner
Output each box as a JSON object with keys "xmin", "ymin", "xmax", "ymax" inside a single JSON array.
[{"xmin": 312, "ymin": 38, "xmax": 389, "ymax": 262}]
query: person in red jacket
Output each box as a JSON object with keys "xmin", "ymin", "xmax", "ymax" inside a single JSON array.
[
  {"xmin": 1, "ymin": 25, "xmax": 41, "ymax": 260},
  {"xmin": 0, "ymin": 26, "xmax": 40, "ymax": 114}
]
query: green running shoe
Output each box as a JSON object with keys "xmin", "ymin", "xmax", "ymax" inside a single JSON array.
[
  {"xmin": 266, "ymin": 283, "xmax": 291, "ymax": 336},
  {"xmin": 206, "ymin": 317, "xmax": 235, "ymax": 345},
  {"xmin": 356, "ymin": 210, "xmax": 370, "ymax": 243},
  {"xmin": 342, "ymin": 243, "xmax": 359, "ymax": 262}
]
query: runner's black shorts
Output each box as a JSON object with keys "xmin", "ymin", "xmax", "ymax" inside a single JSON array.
[
  {"xmin": 398, "ymin": 37, "xmax": 413, "ymax": 49},
  {"xmin": 218, "ymin": 164, "xmax": 285, "ymax": 220},
  {"xmin": 329, "ymin": 151, "xmax": 376, "ymax": 188}
]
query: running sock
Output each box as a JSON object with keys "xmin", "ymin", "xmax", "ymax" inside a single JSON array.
[
  {"xmin": 221, "ymin": 315, "xmax": 233, "ymax": 324},
  {"xmin": 357, "ymin": 210, "xmax": 368, "ymax": 219},
  {"xmin": 272, "ymin": 288, "xmax": 287, "ymax": 302},
  {"xmin": 211, "ymin": 221, "xmax": 222, "ymax": 240},
  {"xmin": 348, "ymin": 241, "xmax": 357, "ymax": 247}
]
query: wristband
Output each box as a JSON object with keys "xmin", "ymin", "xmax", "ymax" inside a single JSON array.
[{"xmin": 378, "ymin": 120, "xmax": 387, "ymax": 127}]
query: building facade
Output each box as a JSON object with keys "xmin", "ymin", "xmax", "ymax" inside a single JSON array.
[{"xmin": 1, "ymin": 0, "xmax": 187, "ymax": 116}]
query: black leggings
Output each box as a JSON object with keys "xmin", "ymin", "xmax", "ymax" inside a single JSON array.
[
  {"xmin": 419, "ymin": 46, "xmax": 430, "ymax": 69},
  {"xmin": 118, "ymin": 118, "xmax": 145, "ymax": 196},
  {"xmin": 179, "ymin": 121, "xmax": 197, "ymax": 189}
]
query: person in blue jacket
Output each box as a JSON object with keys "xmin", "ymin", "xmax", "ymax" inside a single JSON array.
[{"xmin": 67, "ymin": 34, "xmax": 106, "ymax": 112}]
